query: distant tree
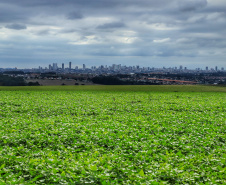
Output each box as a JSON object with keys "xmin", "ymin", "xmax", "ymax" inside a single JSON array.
[
  {"xmin": 91, "ymin": 75, "xmax": 161, "ymax": 85},
  {"xmin": 27, "ymin": 81, "xmax": 40, "ymax": 86},
  {"xmin": 0, "ymin": 74, "xmax": 26, "ymax": 86},
  {"xmin": 92, "ymin": 76, "xmax": 123, "ymax": 85},
  {"xmin": 3, "ymin": 71, "xmax": 24, "ymax": 74}
]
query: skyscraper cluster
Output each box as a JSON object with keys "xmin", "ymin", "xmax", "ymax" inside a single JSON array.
[{"xmin": 38, "ymin": 62, "xmax": 225, "ymax": 74}]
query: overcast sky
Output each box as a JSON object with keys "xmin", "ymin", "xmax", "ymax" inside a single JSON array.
[{"xmin": 0, "ymin": 0, "xmax": 226, "ymax": 69}]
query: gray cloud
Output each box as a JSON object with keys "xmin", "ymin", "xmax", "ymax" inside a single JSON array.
[
  {"xmin": 67, "ymin": 11, "xmax": 83, "ymax": 20},
  {"xmin": 0, "ymin": 4, "xmax": 28, "ymax": 23},
  {"xmin": 36, "ymin": 30, "xmax": 50, "ymax": 36},
  {"xmin": 97, "ymin": 22, "xmax": 126, "ymax": 29},
  {"xmin": 178, "ymin": 0, "xmax": 207, "ymax": 12},
  {"xmin": 0, "ymin": 0, "xmax": 225, "ymax": 68},
  {"xmin": 5, "ymin": 23, "xmax": 27, "ymax": 30},
  {"xmin": 4, "ymin": 0, "xmax": 169, "ymax": 8}
]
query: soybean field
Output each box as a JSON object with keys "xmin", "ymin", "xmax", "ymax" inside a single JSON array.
[{"xmin": 0, "ymin": 86, "xmax": 225, "ymax": 184}]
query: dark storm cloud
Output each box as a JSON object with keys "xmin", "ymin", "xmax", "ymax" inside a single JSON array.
[{"xmin": 5, "ymin": 23, "xmax": 27, "ymax": 30}]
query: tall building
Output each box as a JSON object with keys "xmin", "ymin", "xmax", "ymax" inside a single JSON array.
[
  {"xmin": 62, "ymin": 63, "xmax": 64, "ymax": 70},
  {"xmin": 215, "ymin": 66, "xmax": 218, "ymax": 71},
  {"xmin": 69, "ymin": 62, "xmax": 72, "ymax": 70},
  {"xmin": 53, "ymin": 63, "xmax": 58, "ymax": 71},
  {"xmin": 118, "ymin": 64, "xmax": 121, "ymax": 70},
  {"xmin": 206, "ymin": 66, "xmax": 208, "ymax": 71},
  {"xmin": 83, "ymin": 64, "xmax": 86, "ymax": 70}
]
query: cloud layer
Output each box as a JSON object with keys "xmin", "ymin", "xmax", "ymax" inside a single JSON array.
[{"xmin": 0, "ymin": 0, "xmax": 226, "ymax": 68}]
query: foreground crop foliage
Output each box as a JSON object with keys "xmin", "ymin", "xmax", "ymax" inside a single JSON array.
[{"xmin": 0, "ymin": 87, "xmax": 225, "ymax": 184}]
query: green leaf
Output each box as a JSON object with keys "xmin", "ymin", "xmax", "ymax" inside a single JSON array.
[
  {"xmin": 31, "ymin": 175, "xmax": 43, "ymax": 182},
  {"xmin": 61, "ymin": 171, "xmax": 66, "ymax": 177},
  {"xmin": 0, "ymin": 164, "xmax": 5, "ymax": 170},
  {"xmin": 138, "ymin": 169, "xmax": 145, "ymax": 176},
  {"xmin": 90, "ymin": 164, "xmax": 97, "ymax": 171}
]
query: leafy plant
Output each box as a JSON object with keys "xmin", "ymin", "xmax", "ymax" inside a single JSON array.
[{"xmin": 0, "ymin": 87, "xmax": 225, "ymax": 184}]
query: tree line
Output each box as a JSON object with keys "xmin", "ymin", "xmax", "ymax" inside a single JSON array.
[
  {"xmin": 0, "ymin": 74, "xmax": 40, "ymax": 86},
  {"xmin": 92, "ymin": 76, "xmax": 159, "ymax": 85}
]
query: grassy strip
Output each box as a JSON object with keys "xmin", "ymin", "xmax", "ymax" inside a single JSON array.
[{"xmin": 0, "ymin": 85, "xmax": 225, "ymax": 92}]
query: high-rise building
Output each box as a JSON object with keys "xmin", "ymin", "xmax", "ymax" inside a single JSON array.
[
  {"xmin": 112, "ymin": 64, "xmax": 116, "ymax": 70},
  {"xmin": 118, "ymin": 64, "xmax": 121, "ymax": 70},
  {"xmin": 83, "ymin": 64, "xmax": 86, "ymax": 70},
  {"xmin": 215, "ymin": 66, "xmax": 218, "ymax": 71},
  {"xmin": 69, "ymin": 62, "xmax": 72, "ymax": 70},
  {"xmin": 62, "ymin": 63, "xmax": 64, "ymax": 70},
  {"xmin": 53, "ymin": 63, "xmax": 58, "ymax": 71},
  {"xmin": 206, "ymin": 66, "xmax": 208, "ymax": 71}
]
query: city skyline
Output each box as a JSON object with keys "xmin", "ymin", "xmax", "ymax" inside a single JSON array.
[
  {"xmin": 0, "ymin": 0, "xmax": 226, "ymax": 68},
  {"xmin": 1, "ymin": 61, "xmax": 224, "ymax": 73},
  {"xmin": 44, "ymin": 62, "xmax": 224, "ymax": 71}
]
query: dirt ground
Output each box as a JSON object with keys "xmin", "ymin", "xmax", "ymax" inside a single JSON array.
[{"xmin": 26, "ymin": 79, "xmax": 96, "ymax": 86}]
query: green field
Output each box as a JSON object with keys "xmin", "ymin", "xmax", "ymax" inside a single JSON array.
[{"xmin": 0, "ymin": 85, "xmax": 225, "ymax": 184}]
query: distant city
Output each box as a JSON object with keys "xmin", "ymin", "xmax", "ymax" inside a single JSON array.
[
  {"xmin": 1, "ymin": 62, "xmax": 225, "ymax": 85},
  {"xmin": 0, "ymin": 62, "xmax": 225, "ymax": 74}
]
